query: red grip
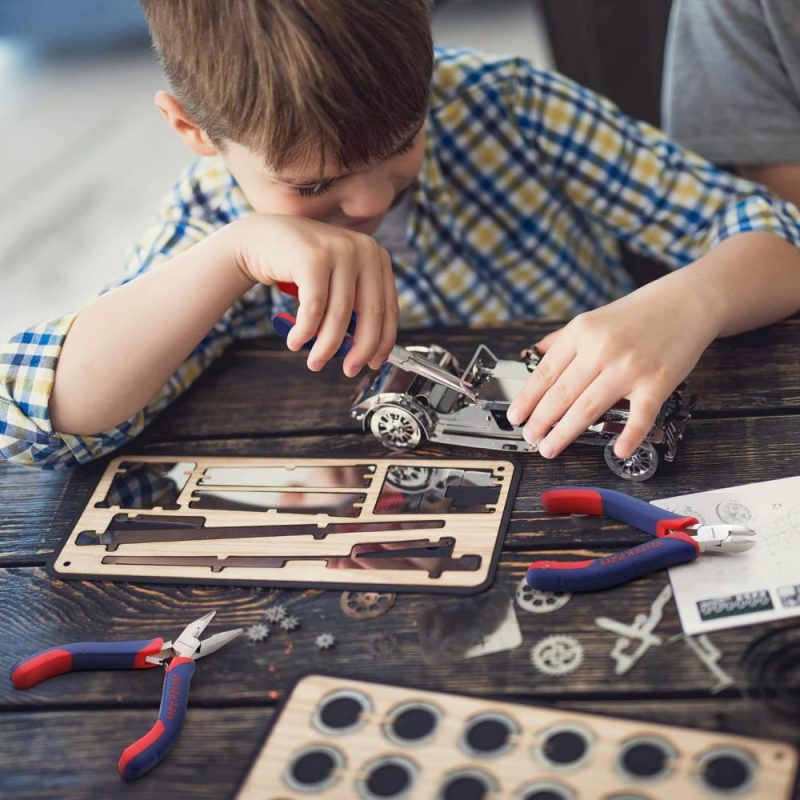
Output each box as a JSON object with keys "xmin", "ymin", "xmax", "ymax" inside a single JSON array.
[
  {"xmin": 276, "ymin": 281, "xmax": 299, "ymax": 297},
  {"xmin": 541, "ymin": 489, "xmax": 603, "ymax": 516},
  {"xmin": 11, "ymin": 649, "xmax": 72, "ymax": 689},
  {"xmin": 528, "ymin": 559, "xmax": 594, "ymax": 571},
  {"xmin": 118, "ymin": 720, "xmax": 166, "ymax": 777}
]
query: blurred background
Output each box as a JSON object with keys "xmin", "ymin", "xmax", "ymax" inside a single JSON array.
[{"xmin": 0, "ymin": 0, "xmax": 671, "ymax": 342}]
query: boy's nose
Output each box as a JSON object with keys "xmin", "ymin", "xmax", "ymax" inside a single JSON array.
[{"xmin": 339, "ymin": 173, "xmax": 396, "ymax": 222}]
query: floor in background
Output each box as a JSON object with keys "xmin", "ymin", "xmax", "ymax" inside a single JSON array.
[{"xmin": 0, "ymin": 0, "xmax": 553, "ymax": 343}]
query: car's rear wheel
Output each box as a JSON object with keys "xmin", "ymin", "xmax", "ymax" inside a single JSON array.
[
  {"xmin": 369, "ymin": 405, "xmax": 425, "ymax": 450},
  {"xmin": 604, "ymin": 437, "xmax": 659, "ymax": 481}
]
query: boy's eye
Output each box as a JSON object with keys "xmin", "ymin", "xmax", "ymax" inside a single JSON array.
[{"xmin": 297, "ymin": 179, "xmax": 336, "ymax": 198}]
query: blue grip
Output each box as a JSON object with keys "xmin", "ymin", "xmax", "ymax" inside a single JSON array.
[
  {"xmin": 10, "ymin": 638, "xmax": 163, "ymax": 689},
  {"xmin": 272, "ymin": 313, "xmax": 298, "ymax": 343},
  {"xmin": 119, "ymin": 657, "xmax": 196, "ymax": 779},
  {"xmin": 527, "ymin": 535, "xmax": 699, "ymax": 592},
  {"xmin": 271, "ymin": 314, "xmax": 353, "ymax": 359},
  {"xmin": 66, "ymin": 639, "xmax": 161, "ymax": 670},
  {"xmin": 595, "ymin": 488, "xmax": 687, "ymax": 536}
]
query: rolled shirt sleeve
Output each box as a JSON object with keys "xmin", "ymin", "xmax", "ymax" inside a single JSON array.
[
  {"xmin": 0, "ymin": 161, "xmax": 268, "ymax": 469},
  {"xmin": 510, "ymin": 59, "xmax": 800, "ymax": 267}
]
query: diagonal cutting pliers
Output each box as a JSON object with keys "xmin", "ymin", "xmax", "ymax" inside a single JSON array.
[
  {"xmin": 10, "ymin": 611, "xmax": 242, "ymax": 779},
  {"xmin": 526, "ymin": 486, "xmax": 757, "ymax": 592}
]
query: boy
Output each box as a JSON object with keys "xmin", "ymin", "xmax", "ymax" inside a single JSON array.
[{"xmin": 2, "ymin": 0, "xmax": 800, "ymax": 469}]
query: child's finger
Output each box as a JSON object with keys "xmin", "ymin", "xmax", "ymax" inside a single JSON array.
[
  {"xmin": 344, "ymin": 251, "xmax": 387, "ymax": 377},
  {"xmin": 536, "ymin": 374, "xmax": 622, "ymax": 459},
  {"xmin": 612, "ymin": 389, "xmax": 664, "ymax": 459},
  {"xmin": 307, "ymin": 266, "xmax": 356, "ymax": 371},
  {"xmin": 506, "ymin": 341, "xmax": 576, "ymax": 426},
  {"xmin": 534, "ymin": 328, "xmax": 561, "ymax": 354},
  {"xmin": 521, "ymin": 357, "xmax": 601, "ymax": 446},
  {"xmin": 289, "ymin": 269, "xmax": 331, "ymax": 352},
  {"xmin": 369, "ymin": 249, "xmax": 399, "ymax": 371}
]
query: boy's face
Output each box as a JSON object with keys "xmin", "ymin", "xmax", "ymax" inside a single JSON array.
[{"xmin": 220, "ymin": 126, "xmax": 426, "ymax": 235}]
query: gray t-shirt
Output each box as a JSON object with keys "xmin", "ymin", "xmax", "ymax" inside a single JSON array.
[{"xmin": 663, "ymin": 0, "xmax": 800, "ymax": 164}]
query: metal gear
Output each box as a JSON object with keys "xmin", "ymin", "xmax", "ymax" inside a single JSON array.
[
  {"xmin": 368, "ymin": 633, "xmax": 399, "ymax": 659},
  {"xmin": 515, "ymin": 577, "xmax": 571, "ymax": 614},
  {"xmin": 246, "ymin": 623, "xmax": 270, "ymax": 643},
  {"xmin": 340, "ymin": 590, "xmax": 397, "ymax": 620},
  {"xmin": 530, "ymin": 635, "xmax": 584, "ymax": 676},
  {"xmin": 315, "ymin": 633, "xmax": 336, "ymax": 650},
  {"xmin": 279, "ymin": 614, "xmax": 300, "ymax": 632},
  {"xmin": 264, "ymin": 604, "xmax": 287, "ymax": 623}
]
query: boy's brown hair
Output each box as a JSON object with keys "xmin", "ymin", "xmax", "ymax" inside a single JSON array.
[{"xmin": 140, "ymin": 0, "xmax": 433, "ymax": 175}]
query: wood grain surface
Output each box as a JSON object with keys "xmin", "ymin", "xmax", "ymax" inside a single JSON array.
[{"xmin": 1, "ymin": 324, "xmax": 799, "ymax": 798}]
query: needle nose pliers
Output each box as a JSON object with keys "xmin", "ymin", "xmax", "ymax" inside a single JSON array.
[
  {"xmin": 10, "ymin": 611, "xmax": 242, "ymax": 779},
  {"xmin": 526, "ymin": 487, "xmax": 757, "ymax": 592}
]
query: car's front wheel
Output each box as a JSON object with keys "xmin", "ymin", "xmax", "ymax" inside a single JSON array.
[
  {"xmin": 369, "ymin": 404, "xmax": 425, "ymax": 450},
  {"xmin": 604, "ymin": 437, "xmax": 659, "ymax": 481}
]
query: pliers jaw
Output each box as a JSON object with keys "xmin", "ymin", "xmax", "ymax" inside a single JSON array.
[
  {"xmin": 689, "ymin": 524, "xmax": 757, "ymax": 554},
  {"xmin": 144, "ymin": 611, "xmax": 243, "ymax": 665}
]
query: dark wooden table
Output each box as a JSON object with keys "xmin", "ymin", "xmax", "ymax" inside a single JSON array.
[{"xmin": 2, "ymin": 321, "xmax": 800, "ymax": 799}]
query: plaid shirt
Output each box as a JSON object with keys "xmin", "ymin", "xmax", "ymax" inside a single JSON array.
[{"xmin": 3, "ymin": 48, "xmax": 800, "ymax": 469}]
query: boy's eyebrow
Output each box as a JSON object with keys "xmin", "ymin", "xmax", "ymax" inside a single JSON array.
[{"xmin": 272, "ymin": 126, "xmax": 423, "ymax": 187}]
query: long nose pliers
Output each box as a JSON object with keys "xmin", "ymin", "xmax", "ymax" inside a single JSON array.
[
  {"xmin": 526, "ymin": 487, "xmax": 757, "ymax": 592},
  {"xmin": 271, "ymin": 281, "xmax": 477, "ymax": 398},
  {"xmin": 10, "ymin": 611, "xmax": 242, "ymax": 779}
]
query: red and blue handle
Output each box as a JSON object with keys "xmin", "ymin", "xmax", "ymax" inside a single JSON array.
[
  {"xmin": 10, "ymin": 638, "xmax": 163, "ymax": 690},
  {"xmin": 526, "ymin": 487, "xmax": 700, "ymax": 592},
  {"xmin": 271, "ymin": 281, "xmax": 356, "ymax": 359},
  {"xmin": 118, "ymin": 656, "xmax": 196, "ymax": 780}
]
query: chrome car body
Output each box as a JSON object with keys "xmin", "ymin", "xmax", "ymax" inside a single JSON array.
[{"xmin": 351, "ymin": 343, "xmax": 694, "ymax": 481}]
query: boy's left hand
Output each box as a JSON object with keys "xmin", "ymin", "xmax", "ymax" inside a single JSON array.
[{"xmin": 506, "ymin": 284, "xmax": 718, "ymax": 460}]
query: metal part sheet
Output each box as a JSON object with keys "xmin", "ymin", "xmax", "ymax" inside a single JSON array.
[
  {"xmin": 374, "ymin": 467, "xmax": 500, "ymax": 514},
  {"xmin": 102, "ymin": 538, "xmax": 481, "ymax": 577},
  {"xmin": 96, "ymin": 461, "xmax": 196, "ymax": 509},
  {"xmin": 198, "ymin": 464, "xmax": 375, "ymax": 488},
  {"xmin": 188, "ymin": 490, "xmax": 365, "ymax": 516},
  {"xmin": 75, "ymin": 517, "xmax": 445, "ymax": 550}
]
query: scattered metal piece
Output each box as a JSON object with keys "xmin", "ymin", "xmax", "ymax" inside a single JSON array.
[
  {"xmin": 280, "ymin": 615, "xmax": 300, "ymax": 632},
  {"xmin": 417, "ymin": 593, "xmax": 516, "ymax": 665},
  {"xmin": 315, "ymin": 633, "xmax": 336, "ymax": 650},
  {"xmin": 530, "ymin": 635, "xmax": 584, "ymax": 676},
  {"xmin": 595, "ymin": 585, "xmax": 673, "ymax": 676},
  {"xmin": 340, "ymin": 591, "xmax": 397, "ymax": 620},
  {"xmin": 669, "ymin": 632, "xmax": 735, "ymax": 694},
  {"xmin": 246, "ymin": 623, "xmax": 271, "ymax": 643},
  {"xmin": 368, "ymin": 633, "xmax": 399, "ymax": 660},
  {"xmin": 515, "ymin": 577, "xmax": 571, "ymax": 614},
  {"xmin": 264, "ymin": 605, "xmax": 287, "ymax": 623}
]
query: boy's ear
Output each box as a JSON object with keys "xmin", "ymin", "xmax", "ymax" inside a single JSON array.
[{"xmin": 154, "ymin": 91, "xmax": 218, "ymax": 157}]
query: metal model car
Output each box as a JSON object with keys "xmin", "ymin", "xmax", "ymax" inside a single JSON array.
[{"xmin": 352, "ymin": 343, "xmax": 695, "ymax": 481}]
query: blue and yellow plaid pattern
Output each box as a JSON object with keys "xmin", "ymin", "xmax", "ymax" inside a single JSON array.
[{"xmin": 3, "ymin": 48, "xmax": 800, "ymax": 468}]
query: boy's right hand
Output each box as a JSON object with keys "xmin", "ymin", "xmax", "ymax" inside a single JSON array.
[{"xmin": 231, "ymin": 214, "xmax": 398, "ymax": 377}]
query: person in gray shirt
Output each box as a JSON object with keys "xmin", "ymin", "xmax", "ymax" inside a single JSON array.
[{"xmin": 663, "ymin": 0, "xmax": 800, "ymax": 206}]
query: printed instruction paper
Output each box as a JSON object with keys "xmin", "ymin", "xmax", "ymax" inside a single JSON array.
[{"xmin": 654, "ymin": 476, "xmax": 800, "ymax": 634}]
